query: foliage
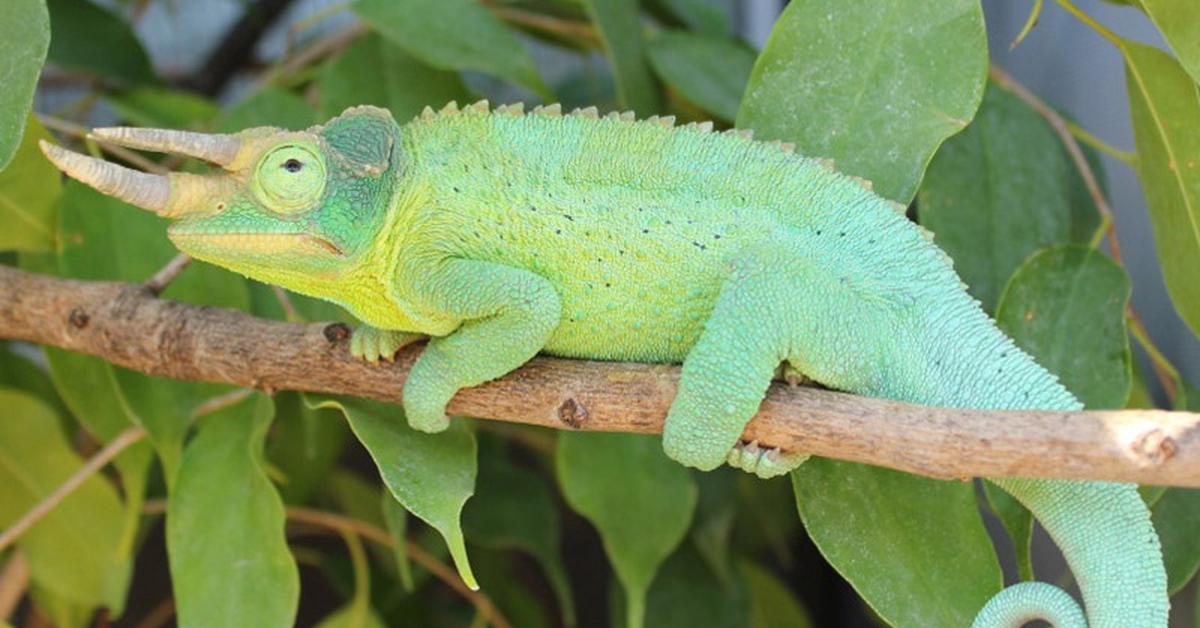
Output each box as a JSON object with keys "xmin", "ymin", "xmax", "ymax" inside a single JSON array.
[{"xmin": 0, "ymin": 0, "xmax": 1197, "ymax": 626}]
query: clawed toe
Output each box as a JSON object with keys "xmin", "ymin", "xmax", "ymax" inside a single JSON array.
[{"xmin": 727, "ymin": 440, "xmax": 809, "ymax": 479}]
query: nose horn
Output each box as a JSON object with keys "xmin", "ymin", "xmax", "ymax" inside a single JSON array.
[
  {"xmin": 39, "ymin": 141, "xmax": 171, "ymax": 214},
  {"xmin": 89, "ymin": 127, "xmax": 241, "ymax": 167}
]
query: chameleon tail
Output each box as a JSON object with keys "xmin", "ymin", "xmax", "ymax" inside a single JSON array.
[{"xmin": 973, "ymin": 477, "xmax": 1168, "ymax": 628}]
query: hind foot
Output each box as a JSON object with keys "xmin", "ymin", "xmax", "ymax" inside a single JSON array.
[
  {"xmin": 350, "ymin": 326, "xmax": 423, "ymax": 363},
  {"xmin": 726, "ymin": 441, "xmax": 810, "ymax": 479}
]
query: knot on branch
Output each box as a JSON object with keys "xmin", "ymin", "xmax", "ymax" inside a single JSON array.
[
  {"xmin": 68, "ymin": 307, "xmax": 89, "ymax": 329},
  {"xmin": 1132, "ymin": 429, "xmax": 1178, "ymax": 466},
  {"xmin": 557, "ymin": 398, "xmax": 588, "ymax": 429},
  {"xmin": 323, "ymin": 322, "xmax": 352, "ymax": 343}
]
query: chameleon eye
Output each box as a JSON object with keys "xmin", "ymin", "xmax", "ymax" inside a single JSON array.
[{"xmin": 253, "ymin": 144, "xmax": 326, "ymax": 212}]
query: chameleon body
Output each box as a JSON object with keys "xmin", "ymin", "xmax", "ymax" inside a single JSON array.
[{"xmin": 41, "ymin": 103, "xmax": 1167, "ymax": 627}]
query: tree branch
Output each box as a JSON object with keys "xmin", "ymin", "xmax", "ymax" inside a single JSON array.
[{"xmin": 1, "ymin": 265, "xmax": 1197, "ymax": 487}]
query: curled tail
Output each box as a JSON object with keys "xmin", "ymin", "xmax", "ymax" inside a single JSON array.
[{"xmin": 973, "ymin": 478, "xmax": 1167, "ymax": 628}]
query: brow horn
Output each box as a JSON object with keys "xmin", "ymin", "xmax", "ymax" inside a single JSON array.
[
  {"xmin": 89, "ymin": 127, "xmax": 241, "ymax": 167},
  {"xmin": 40, "ymin": 141, "xmax": 171, "ymax": 214}
]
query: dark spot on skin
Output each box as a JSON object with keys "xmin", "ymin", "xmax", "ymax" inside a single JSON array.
[
  {"xmin": 453, "ymin": 187, "xmax": 461, "ymax": 193},
  {"xmin": 713, "ymin": 234, "xmax": 721, "ymax": 240},
  {"xmin": 596, "ymin": 258, "xmax": 603, "ymax": 263},
  {"xmin": 619, "ymin": 249, "xmax": 626, "ymax": 255},
  {"xmin": 642, "ymin": 229, "xmax": 650, "ymax": 234},
  {"xmin": 1000, "ymin": 352, "xmax": 1007, "ymax": 358},
  {"xmin": 530, "ymin": 205, "xmax": 538, "ymax": 212},
  {"xmin": 665, "ymin": 220, "xmax": 672, "ymax": 225},
  {"xmin": 564, "ymin": 214, "xmax": 574, "ymax": 221},
  {"xmin": 816, "ymin": 230, "xmax": 823, "ymax": 235},
  {"xmin": 68, "ymin": 308, "xmax": 89, "ymax": 329},
  {"xmin": 555, "ymin": 229, "xmax": 562, "ymax": 235},
  {"xmin": 838, "ymin": 231, "xmax": 846, "ymax": 237},
  {"xmin": 323, "ymin": 322, "xmax": 351, "ymax": 343},
  {"xmin": 283, "ymin": 158, "xmax": 303, "ymax": 173},
  {"xmin": 868, "ymin": 239, "xmax": 875, "ymax": 244},
  {"xmin": 216, "ymin": 202, "xmax": 226, "ymax": 210},
  {"xmin": 692, "ymin": 241, "xmax": 707, "ymax": 250},
  {"xmin": 557, "ymin": 398, "xmax": 588, "ymax": 429},
  {"xmin": 605, "ymin": 282, "xmax": 612, "ymax": 288},
  {"xmin": 636, "ymin": 207, "xmax": 644, "ymax": 212}
]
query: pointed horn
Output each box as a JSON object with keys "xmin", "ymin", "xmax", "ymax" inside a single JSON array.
[
  {"xmin": 89, "ymin": 127, "xmax": 241, "ymax": 167},
  {"xmin": 40, "ymin": 141, "xmax": 170, "ymax": 214}
]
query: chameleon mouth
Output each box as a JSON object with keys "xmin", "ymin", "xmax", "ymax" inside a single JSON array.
[{"xmin": 167, "ymin": 230, "xmax": 345, "ymax": 257}]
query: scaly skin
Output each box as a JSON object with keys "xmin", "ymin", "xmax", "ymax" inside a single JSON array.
[{"xmin": 41, "ymin": 102, "xmax": 1168, "ymax": 626}]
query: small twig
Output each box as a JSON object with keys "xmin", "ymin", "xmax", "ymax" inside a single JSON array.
[
  {"xmin": 252, "ymin": 21, "xmax": 369, "ymax": 95},
  {"xmin": 38, "ymin": 114, "xmax": 169, "ymax": 175},
  {"xmin": 988, "ymin": 65, "xmax": 1122, "ymax": 260},
  {"xmin": 181, "ymin": 0, "xmax": 299, "ymax": 96},
  {"xmin": 0, "ymin": 552, "xmax": 30, "ymax": 621},
  {"xmin": 0, "ymin": 427, "xmax": 146, "ymax": 552},
  {"xmin": 285, "ymin": 507, "xmax": 513, "ymax": 628},
  {"xmin": 284, "ymin": 1, "xmax": 353, "ymax": 54},
  {"xmin": 145, "ymin": 254, "xmax": 193, "ymax": 296},
  {"xmin": 193, "ymin": 388, "xmax": 255, "ymax": 417},
  {"xmin": 489, "ymin": 6, "xmax": 601, "ymax": 47},
  {"xmin": 272, "ymin": 286, "xmax": 303, "ymax": 322}
]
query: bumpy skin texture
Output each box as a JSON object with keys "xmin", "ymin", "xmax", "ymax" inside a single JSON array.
[{"xmin": 57, "ymin": 104, "xmax": 1167, "ymax": 627}]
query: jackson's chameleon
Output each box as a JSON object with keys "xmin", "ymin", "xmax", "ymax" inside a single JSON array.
[{"xmin": 40, "ymin": 102, "xmax": 1167, "ymax": 627}]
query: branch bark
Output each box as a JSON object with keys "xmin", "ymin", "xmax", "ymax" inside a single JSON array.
[{"xmin": 1, "ymin": 265, "xmax": 1197, "ymax": 486}]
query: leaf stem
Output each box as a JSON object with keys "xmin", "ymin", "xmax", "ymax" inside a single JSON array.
[
  {"xmin": 1010, "ymin": 0, "xmax": 1044, "ymax": 50},
  {"xmin": 145, "ymin": 253, "xmax": 193, "ymax": 296},
  {"xmin": 1067, "ymin": 120, "xmax": 1135, "ymax": 165},
  {"xmin": 1052, "ymin": 0, "xmax": 1124, "ymax": 49},
  {"xmin": 1128, "ymin": 310, "xmax": 1182, "ymax": 406},
  {"xmin": 0, "ymin": 426, "xmax": 147, "ymax": 553}
]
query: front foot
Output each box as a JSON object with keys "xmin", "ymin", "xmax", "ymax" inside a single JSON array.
[
  {"xmin": 726, "ymin": 441, "xmax": 809, "ymax": 479},
  {"xmin": 350, "ymin": 326, "xmax": 422, "ymax": 363}
]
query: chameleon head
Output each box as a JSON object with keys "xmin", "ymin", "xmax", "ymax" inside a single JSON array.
[{"xmin": 39, "ymin": 106, "xmax": 403, "ymax": 294}]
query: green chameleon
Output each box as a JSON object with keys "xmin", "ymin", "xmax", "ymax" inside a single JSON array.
[{"xmin": 41, "ymin": 102, "xmax": 1167, "ymax": 627}]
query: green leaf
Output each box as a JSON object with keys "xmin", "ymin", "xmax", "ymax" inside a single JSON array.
[
  {"xmin": 1150, "ymin": 487, "xmax": 1200, "ymax": 594},
  {"xmin": 737, "ymin": 0, "xmax": 987, "ymax": 203},
  {"xmin": 0, "ymin": 116, "xmax": 59, "ymax": 252},
  {"xmin": 0, "ymin": 0, "xmax": 49, "ymax": 170},
  {"xmin": 353, "ymin": 0, "xmax": 548, "ymax": 98},
  {"xmin": 316, "ymin": 531, "xmax": 386, "ymax": 628},
  {"xmin": 649, "ymin": 0, "xmax": 731, "ymax": 36},
  {"xmin": 381, "ymin": 492, "xmax": 414, "ymax": 592},
  {"xmin": 791, "ymin": 459, "xmax": 1001, "ymax": 626},
  {"xmin": 646, "ymin": 31, "xmax": 755, "ymax": 122},
  {"xmin": 1123, "ymin": 40, "xmax": 1200, "ymax": 340},
  {"xmin": 319, "ymin": 33, "xmax": 471, "ymax": 123},
  {"xmin": 982, "ymin": 480, "xmax": 1034, "ymax": 581},
  {"xmin": 464, "ymin": 437, "xmax": 575, "ymax": 625},
  {"xmin": 995, "ymin": 245, "xmax": 1131, "ymax": 409},
  {"xmin": 583, "ymin": 0, "xmax": 661, "ymax": 114},
  {"xmin": 738, "ymin": 559, "xmax": 814, "ymax": 628},
  {"xmin": 167, "ymin": 393, "xmax": 299, "ymax": 628},
  {"xmin": 689, "ymin": 469, "xmax": 738, "ymax": 587},
  {"xmin": 305, "ymin": 394, "xmax": 479, "ymax": 589},
  {"xmin": 918, "ymin": 85, "xmax": 1078, "ymax": 312},
  {"xmin": 1138, "ymin": 0, "xmax": 1200, "ymax": 85},
  {"xmin": 105, "ymin": 87, "xmax": 220, "ymax": 128},
  {"xmin": 46, "ymin": 0, "xmax": 156, "ymax": 85},
  {"xmin": 556, "ymin": 432, "xmax": 697, "ymax": 628},
  {"xmin": 266, "ymin": 393, "xmax": 350, "ymax": 504},
  {"xmin": 0, "ymin": 388, "xmax": 129, "ymax": 610},
  {"xmin": 0, "ymin": 342, "xmax": 67, "ymax": 418},
  {"xmin": 217, "ymin": 87, "xmax": 317, "ymax": 132},
  {"xmin": 613, "ymin": 545, "xmax": 748, "ymax": 628}
]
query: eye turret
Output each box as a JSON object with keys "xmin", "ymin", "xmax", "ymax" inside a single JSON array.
[{"xmin": 254, "ymin": 143, "xmax": 326, "ymax": 211}]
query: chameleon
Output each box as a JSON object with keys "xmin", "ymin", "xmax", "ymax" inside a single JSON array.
[{"xmin": 40, "ymin": 101, "xmax": 1167, "ymax": 627}]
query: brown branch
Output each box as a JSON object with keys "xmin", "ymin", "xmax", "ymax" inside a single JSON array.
[{"xmin": 1, "ymin": 265, "xmax": 1197, "ymax": 486}]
